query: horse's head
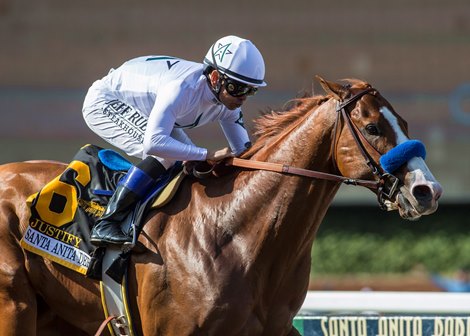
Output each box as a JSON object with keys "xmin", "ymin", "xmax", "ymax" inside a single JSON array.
[{"xmin": 317, "ymin": 76, "xmax": 442, "ymax": 220}]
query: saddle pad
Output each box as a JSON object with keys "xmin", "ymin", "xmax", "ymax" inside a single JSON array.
[
  {"xmin": 21, "ymin": 145, "xmax": 126, "ymax": 275},
  {"xmin": 150, "ymin": 170, "xmax": 186, "ymax": 209},
  {"xmin": 20, "ymin": 144, "xmax": 186, "ymax": 276}
]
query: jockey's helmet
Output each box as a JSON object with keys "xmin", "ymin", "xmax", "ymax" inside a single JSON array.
[{"xmin": 203, "ymin": 35, "xmax": 266, "ymax": 87}]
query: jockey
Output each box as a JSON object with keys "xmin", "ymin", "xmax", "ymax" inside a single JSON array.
[{"xmin": 82, "ymin": 35, "xmax": 267, "ymax": 246}]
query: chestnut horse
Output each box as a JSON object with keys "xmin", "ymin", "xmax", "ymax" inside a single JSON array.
[{"xmin": 0, "ymin": 77, "xmax": 442, "ymax": 335}]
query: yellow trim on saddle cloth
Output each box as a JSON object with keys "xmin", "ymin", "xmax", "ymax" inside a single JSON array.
[
  {"xmin": 150, "ymin": 170, "xmax": 186, "ymax": 209},
  {"xmin": 26, "ymin": 192, "xmax": 38, "ymax": 206}
]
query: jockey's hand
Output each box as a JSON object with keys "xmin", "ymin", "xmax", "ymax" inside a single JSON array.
[{"xmin": 206, "ymin": 147, "xmax": 234, "ymax": 164}]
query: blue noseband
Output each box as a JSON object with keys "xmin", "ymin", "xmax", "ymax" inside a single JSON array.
[{"xmin": 379, "ymin": 140, "xmax": 426, "ymax": 173}]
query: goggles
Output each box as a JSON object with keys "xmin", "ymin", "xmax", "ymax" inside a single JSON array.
[{"xmin": 223, "ymin": 77, "xmax": 258, "ymax": 97}]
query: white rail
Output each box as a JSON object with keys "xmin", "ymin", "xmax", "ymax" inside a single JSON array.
[{"xmin": 300, "ymin": 291, "xmax": 470, "ymax": 314}]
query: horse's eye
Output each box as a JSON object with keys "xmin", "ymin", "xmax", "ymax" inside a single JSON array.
[{"xmin": 365, "ymin": 124, "xmax": 380, "ymax": 136}]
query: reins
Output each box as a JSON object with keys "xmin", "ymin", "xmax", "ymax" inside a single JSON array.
[{"xmin": 227, "ymin": 157, "xmax": 379, "ymax": 189}]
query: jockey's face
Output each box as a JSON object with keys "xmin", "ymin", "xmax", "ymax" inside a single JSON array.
[
  {"xmin": 209, "ymin": 70, "xmax": 250, "ymax": 110},
  {"xmin": 219, "ymin": 85, "xmax": 248, "ymax": 110}
]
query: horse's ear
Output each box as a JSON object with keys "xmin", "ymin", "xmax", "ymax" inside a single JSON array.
[{"xmin": 315, "ymin": 75, "xmax": 350, "ymax": 101}]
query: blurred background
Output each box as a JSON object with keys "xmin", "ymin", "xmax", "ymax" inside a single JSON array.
[{"xmin": 1, "ymin": 0, "xmax": 469, "ymax": 289}]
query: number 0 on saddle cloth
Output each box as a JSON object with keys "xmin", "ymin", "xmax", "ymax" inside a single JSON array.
[{"xmin": 20, "ymin": 144, "xmax": 184, "ymax": 275}]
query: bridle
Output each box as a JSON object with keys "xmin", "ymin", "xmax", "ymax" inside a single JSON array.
[
  {"xmin": 332, "ymin": 87, "xmax": 400, "ymax": 208},
  {"xmin": 200, "ymin": 88, "xmax": 401, "ymax": 209}
]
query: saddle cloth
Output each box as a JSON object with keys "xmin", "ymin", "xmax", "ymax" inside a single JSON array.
[{"xmin": 20, "ymin": 144, "xmax": 185, "ymax": 275}]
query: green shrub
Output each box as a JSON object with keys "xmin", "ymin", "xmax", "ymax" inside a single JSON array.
[{"xmin": 310, "ymin": 203, "xmax": 470, "ymax": 275}]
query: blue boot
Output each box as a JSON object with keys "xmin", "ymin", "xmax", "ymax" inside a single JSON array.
[{"xmin": 90, "ymin": 157, "xmax": 166, "ymax": 246}]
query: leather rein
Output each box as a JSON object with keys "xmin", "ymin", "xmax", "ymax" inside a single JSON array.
[
  {"xmin": 225, "ymin": 87, "xmax": 400, "ymax": 208},
  {"xmin": 227, "ymin": 157, "xmax": 378, "ymax": 189}
]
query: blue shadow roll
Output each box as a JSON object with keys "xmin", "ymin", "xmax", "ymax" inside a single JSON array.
[{"xmin": 379, "ymin": 140, "xmax": 426, "ymax": 173}]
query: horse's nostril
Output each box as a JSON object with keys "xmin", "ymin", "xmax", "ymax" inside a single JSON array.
[{"xmin": 412, "ymin": 185, "xmax": 432, "ymax": 202}]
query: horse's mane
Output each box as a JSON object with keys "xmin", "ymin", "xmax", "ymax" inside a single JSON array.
[
  {"xmin": 242, "ymin": 94, "xmax": 329, "ymax": 158},
  {"xmin": 241, "ymin": 79, "xmax": 371, "ymax": 159}
]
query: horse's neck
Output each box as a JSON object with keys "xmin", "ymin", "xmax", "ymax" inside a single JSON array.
[
  {"xmin": 253, "ymin": 100, "xmax": 336, "ymax": 170},
  {"xmin": 233, "ymin": 100, "xmax": 340, "ymax": 253}
]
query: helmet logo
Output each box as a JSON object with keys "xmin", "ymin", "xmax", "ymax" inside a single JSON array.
[{"xmin": 213, "ymin": 42, "xmax": 233, "ymax": 62}]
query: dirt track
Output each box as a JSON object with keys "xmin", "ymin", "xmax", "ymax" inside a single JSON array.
[{"xmin": 309, "ymin": 273, "xmax": 444, "ymax": 292}]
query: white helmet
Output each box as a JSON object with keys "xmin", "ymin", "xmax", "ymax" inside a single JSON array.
[{"xmin": 203, "ymin": 35, "xmax": 267, "ymax": 87}]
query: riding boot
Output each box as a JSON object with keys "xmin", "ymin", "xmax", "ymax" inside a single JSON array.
[{"xmin": 90, "ymin": 157, "xmax": 166, "ymax": 246}]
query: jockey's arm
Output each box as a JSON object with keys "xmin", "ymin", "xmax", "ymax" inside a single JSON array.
[
  {"xmin": 143, "ymin": 86, "xmax": 208, "ymax": 161},
  {"xmin": 219, "ymin": 110, "xmax": 252, "ymax": 156}
]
